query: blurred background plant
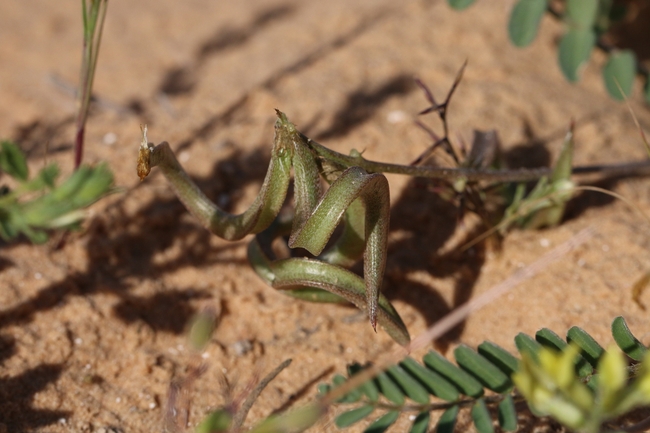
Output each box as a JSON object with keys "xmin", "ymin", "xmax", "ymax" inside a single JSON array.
[
  {"xmin": 447, "ymin": 0, "xmax": 650, "ymax": 103},
  {"xmin": 0, "ymin": 0, "xmax": 112, "ymax": 244},
  {"xmin": 308, "ymin": 316, "xmax": 650, "ymax": 433},
  {"xmin": 184, "ymin": 316, "xmax": 650, "ymax": 433}
]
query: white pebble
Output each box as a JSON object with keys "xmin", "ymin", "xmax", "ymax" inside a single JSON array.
[
  {"xmin": 387, "ymin": 110, "xmax": 408, "ymax": 124},
  {"xmin": 102, "ymin": 132, "xmax": 117, "ymax": 145}
]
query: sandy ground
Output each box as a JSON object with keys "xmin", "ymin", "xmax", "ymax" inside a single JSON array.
[{"xmin": 1, "ymin": 1, "xmax": 650, "ymax": 432}]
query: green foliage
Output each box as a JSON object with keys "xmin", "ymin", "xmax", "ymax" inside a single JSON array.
[
  {"xmin": 436, "ymin": 406, "xmax": 458, "ymax": 433},
  {"xmin": 501, "ymin": 127, "xmax": 574, "ymax": 231},
  {"xmin": 602, "ymin": 49, "xmax": 636, "ymax": 99},
  {"xmin": 565, "ymin": 0, "xmax": 599, "ymax": 29},
  {"xmin": 611, "ymin": 316, "xmax": 647, "ymax": 361},
  {"xmin": 558, "ymin": 28, "xmax": 597, "ymax": 82},
  {"xmin": 508, "ymin": 0, "xmax": 548, "ymax": 47},
  {"xmin": 453, "ymin": 0, "xmax": 650, "ymax": 102},
  {"xmin": 196, "ymin": 410, "xmax": 232, "ymax": 433},
  {"xmin": 246, "ymin": 404, "xmax": 324, "ymax": 433},
  {"xmin": 497, "ymin": 395, "xmax": 517, "ymax": 431},
  {"xmin": 514, "ymin": 343, "xmax": 650, "ymax": 433},
  {"xmin": 0, "ymin": 141, "xmax": 29, "ymax": 181},
  {"xmin": 0, "ymin": 142, "xmax": 113, "ymax": 244},
  {"xmin": 322, "ymin": 316, "xmax": 650, "ymax": 433},
  {"xmin": 336, "ymin": 406, "xmax": 375, "ymax": 428},
  {"xmin": 187, "ymin": 309, "xmax": 217, "ymax": 352},
  {"xmin": 447, "ymin": 0, "xmax": 476, "ymax": 11}
]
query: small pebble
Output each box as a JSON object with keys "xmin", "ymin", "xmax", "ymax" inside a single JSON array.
[
  {"xmin": 232, "ymin": 340, "xmax": 252, "ymax": 356},
  {"xmin": 102, "ymin": 132, "xmax": 117, "ymax": 145},
  {"xmin": 387, "ymin": 110, "xmax": 408, "ymax": 124}
]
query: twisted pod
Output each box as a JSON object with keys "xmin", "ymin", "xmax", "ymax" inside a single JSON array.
[{"xmin": 138, "ymin": 111, "xmax": 410, "ymax": 345}]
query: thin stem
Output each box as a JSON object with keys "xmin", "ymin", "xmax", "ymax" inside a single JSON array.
[
  {"xmin": 303, "ymin": 132, "xmax": 650, "ymax": 182},
  {"xmin": 74, "ymin": 0, "xmax": 108, "ymax": 169},
  {"xmin": 353, "ymin": 392, "xmax": 521, "ymax": 414},
  {"xmin": 231, "ymin": 359, "xmax": 292, "ymax": 431}
]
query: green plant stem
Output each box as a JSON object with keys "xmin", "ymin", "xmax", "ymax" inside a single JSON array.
[
  {"xmin": 345, "ymin": 392, "xmax": 524, "ymax": 414},
  {"xmin": 75, "ymin": 0, "xmax": 108, "ymax": 169},
  {"xmin": 301, "ymin": 132, "xmax": 650, "ymax": 182}
]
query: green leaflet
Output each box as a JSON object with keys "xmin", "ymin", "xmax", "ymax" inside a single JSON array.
[
  {"xmin": 602, "ymin": 50, "xmax": 636, "ymax": 100},
  {"xmin": 558, "ymin": 28, "xmax": 596, "ymax": 82},
  {"xmin": 477, "ymin": 341, "xmax": 518, "ymax": 376},
  {"xmin": 565, "ymin": 0, "xmax": 599, "ymax": 29},
  {"xmin": 409, "ymin": 412, "xmax": 430, "ymax": 433},
  {"xmin": 447, "ymin": 0, "xmax": 476, "ymax": 10},
  {"xmin": 376, "ymin": 372, "xmax": 405, "ymax": 405},
  {"xmin": 612, "ymin": 316, "xmax": 647, "ymax": 361},
  {"xmin": 364, "ymin": 411, "xmax": 399, "ymax": 433},
  {"xmin": 536, "ymin": 328, "xmax": 593, "ymax": 378},
  {"xmin": 335, "ymin": 406, "xmax": 375, "ymax": 428},
  {"xmin": 423, "ymin": 351, "xmax": 484, "ymax": 397},
  {"xmin": 248, "ymin": 404, "xmax": 323, "ymax": 433},
  {"xmin": 508, "ymin": 0, "xmax": 548, "ymax": 47},
  {"xmin": 567, "ymin": 326, "xmax": 605, "ymax": 368},
  {"xmin": 498, "ymin": 395, "xmax": 517, "ymax": 432},
  {"xmin": 0, "ymin": 141, "xmax": 28, "ymax": 181},
  {"xmin": 349, "ymin": 363, "xmax": 380, "ymax": 402},
  {"xmin": 333, "ymin": 374, "xmax": 362, "ymax": 403},
  {"xmin": 535, "ymin": 327, "xmax": 568, "ymax": 351},
  {"xmin": 187, "ymin": 311, "xmax": 216, "ymax": 352},
  {"xmin": 400, "ymin": 357, "xmax": 459, "ymax": 401},
  {"xmin": 454, "ymin": 345, "xmax": 512, "ymax": 393},
  {"xmin": 436, "ymin": 406, "xmax": 459, "ymax": 433},
  {"xmin": 515, "ymin": 333, "xmax": 542, "ymax": 361},
  {"xmin": 387, "ymin": 365, "xmax": 430, "ymax": 404},
  {"xmin": 471, "ymin": 399, "xmax": 494, "ymax": 433},
  {"xmin": 196, "ymin": 410, "xmax": 232, "ymax": 433}
]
